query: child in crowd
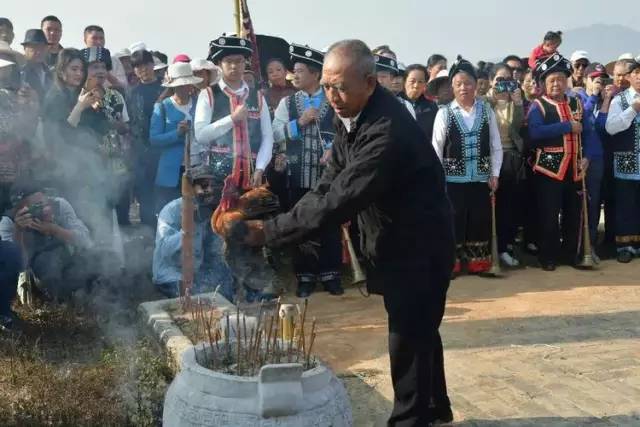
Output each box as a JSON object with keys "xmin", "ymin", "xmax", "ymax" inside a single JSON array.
[{"xmin": 527, "ymin": 31, "xmax": 563, "ymax": 70}]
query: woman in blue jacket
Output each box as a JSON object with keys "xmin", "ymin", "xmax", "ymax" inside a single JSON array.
[{"xmin": 150, "ymin": 62, "xmax": 202, "ymax": 214}]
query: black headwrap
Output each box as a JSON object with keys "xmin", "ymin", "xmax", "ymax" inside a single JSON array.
[{"xmin": 449, "ymin": 55, "xmax": 477, "ymax": 81}]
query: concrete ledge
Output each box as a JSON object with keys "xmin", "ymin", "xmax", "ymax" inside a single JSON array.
[{"xmin": 138, "ymin": 293, "xmax": 235, "ymax": 371}]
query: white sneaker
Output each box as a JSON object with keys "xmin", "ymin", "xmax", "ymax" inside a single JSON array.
[{"xmin": 500, "ymin": 252, "xmax": 520, "ymax": 267}]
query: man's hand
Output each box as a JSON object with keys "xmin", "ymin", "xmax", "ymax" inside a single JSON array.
[
  {"xmin": 632, "ymin": 98, "xmax": 640, "ymax": 113},
  {"xmin": 511, "ymin": 88, "xmax": 523, "ymax": 105},
  {"xmin": 570, "ymin": 120, "xmax": 583, "ymax": 134},
  {"xmin": 592, "ymin": 77, "xmax": 603, "ymax": 96},
  {"xmin": 106, "ymin": 72, "xmax": 123, "ymax": 89},
  {"xmin": 488, "ymin": 176, "xmax": 499, "ymax": 192},
  {"xmin": 252, "ymin": 169, "xmax": 264, "ymax": 187},
  {"xmin": 177, "ymin": 120, "xmax": 190, "ymax": 136},
  {"xmin": 78, "ymin": 88, "xmax": 101, "ymax": 110},
  {"xmin": 298, "ymin": 108, "xmax": 319, "ymax": 127},
  {"xmin": 320, "ymin": 149, "xmax": 332, "ymax": 165},
  {"xmin": 603, "ymin": 85, "xmax": 616, "ymax": 103},
  {"xmin": 29, "ymin": 219, "xmax": 59, "ymax": 236},
  {"xmin": 14, "ymin": 207, "xmax": 34, "ymax": 229},
  {"xmin": 231, "ymin": 104, "xmax": 248, "ymax": 123}
]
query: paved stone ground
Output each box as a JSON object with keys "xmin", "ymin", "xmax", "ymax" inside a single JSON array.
[{"xmin": 298, "ymin": 260, "xmax": 640, "ymax": 426}]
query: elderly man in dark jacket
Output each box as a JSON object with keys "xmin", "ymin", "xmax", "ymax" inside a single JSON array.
[{"xmin": 234, "ymin": 39, "xmax": 455, "ymax": 426}]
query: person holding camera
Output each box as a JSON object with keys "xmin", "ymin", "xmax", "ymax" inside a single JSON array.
[
  {"xmin": 0, "ymin": 181, "xmax": 93, "ymax": 300},
  {"xmin": 149, "ymin": 62, "xmax": 201, "ymax": 216},
  {"xmin": 487, "ymin": 63, "xmax": 525, "ymax": 267},
  {"xmin": 81, "ymin": 46, "xmax": 132, "ymax": 225},
  {"xmin": 575, "ymin": 63, "xmax": 613, "ymax": 262}
]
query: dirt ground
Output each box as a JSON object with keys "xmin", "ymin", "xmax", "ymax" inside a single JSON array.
[{"xmin": 301, "ymin": 260, "xmax": 640, "ymax": 426}]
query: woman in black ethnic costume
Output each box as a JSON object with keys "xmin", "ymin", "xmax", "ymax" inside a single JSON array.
[{"xmin": 432, "ymin": 56, "xmax": 503, "ymax": 276}]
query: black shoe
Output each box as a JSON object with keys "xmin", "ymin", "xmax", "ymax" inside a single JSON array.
[
  {"xmin": 542, "ymin": 263, "xmax": 556, "ymax": 271},
  {"xmin": 431, "ymin": 406, "xmax": 454, "ymax": 425},
  {"xmin": 617, "ymin": 250, "xmax": 634, "ymax": 263},
  {"xmin": 296, "ymin": 282, "xmax": 315, "ymax": 298},
  {"xmin": 322, "ymin": 280, "xmax": 344, "ymax": 296}
]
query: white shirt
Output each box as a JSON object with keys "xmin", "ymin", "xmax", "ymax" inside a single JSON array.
[
  {"xmin": 400, "ymin": 97, "xmax": 417, "ymax": 119},
  {"xmin": 170, "ymin": 97, "xmax": 193, "ymax": 121},
  {"xmin": 605, "ymin": 87, "xmax": 639, "ymax": 136},
  {"xmin": 431, "ymin": 99, "xmax": 503, "ymax": 178},
  {"xmin": 194, "ymin": 79, "xmax": 274, "ymax": 170},
  {"xmin": 338, "ymin": 113, "xmax": 362, "ymax": 133}
]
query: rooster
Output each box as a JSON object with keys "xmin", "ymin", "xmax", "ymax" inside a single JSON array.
[{"xmin": 211, "ymin": 176, "xmax": 280, "ymax": 303}]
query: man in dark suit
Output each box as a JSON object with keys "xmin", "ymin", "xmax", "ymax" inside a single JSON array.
[
  {"xmin": 20, "ymin": 29, "xmax": 52, "ymax": 103},
  {"xmin": 232, "ymin": 39, "xmax": 455, "ymax": 426}
]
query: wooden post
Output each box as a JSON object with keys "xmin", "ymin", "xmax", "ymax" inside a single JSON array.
[{"xmin": 181, "ymin": 124, "xmax": 194, "ymax": 298}]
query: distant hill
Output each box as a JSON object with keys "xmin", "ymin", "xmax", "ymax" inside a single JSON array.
[{"xmin": 559, "ymin": 24, "xmax": 639, "ymax": 63}]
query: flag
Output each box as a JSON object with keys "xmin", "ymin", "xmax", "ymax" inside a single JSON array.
[{"xmin": 240, "ymin": 0, "xmax": 263, "ymax": 84}]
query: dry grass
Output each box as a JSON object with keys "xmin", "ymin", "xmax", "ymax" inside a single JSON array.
[{"xmin": 0, "ymin": 303, "xmax": 171, "ymax": 426}]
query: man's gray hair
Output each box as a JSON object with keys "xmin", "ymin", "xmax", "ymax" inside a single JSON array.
[
  {"xmin": 615, "ymin": 58, "xmax": 637, "ymax": 74},
  {"xmin": 326, "ymin": 39, "xmax": 376, "ymax": 78}
]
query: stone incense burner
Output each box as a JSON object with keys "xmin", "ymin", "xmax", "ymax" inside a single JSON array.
[{"xmin": 163, "ymin": 343, "xmax": 353, "ymax": 426}]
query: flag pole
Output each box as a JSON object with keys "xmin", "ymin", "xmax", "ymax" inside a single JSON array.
[{"xmin": 234, "ymin": 0, "xmax": 242, "ymax": 36}]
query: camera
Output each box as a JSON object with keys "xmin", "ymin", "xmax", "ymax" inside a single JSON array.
[
  {"xmin": 494, "ymin": 80, "xmax": 519, "ymax": 94},
  {"xmin": 27, "ymin": 202, "xmax": 46, "ymax": 221}
]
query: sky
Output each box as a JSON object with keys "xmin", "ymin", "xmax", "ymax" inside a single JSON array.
[{"xmin": 3, "ymin": 0, "xmax": 640, "ymax": 66}]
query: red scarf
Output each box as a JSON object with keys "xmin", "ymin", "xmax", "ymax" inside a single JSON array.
[{"xmin": 223, "ymin": 86, "xmax": 253, "ymax": 192}]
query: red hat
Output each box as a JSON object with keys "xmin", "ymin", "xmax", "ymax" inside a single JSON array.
[
  {"xmin": 585, "ymin": 62, "xmax": 608, "ymax": 79},
  {"xmin": 173, "ymin": 54, "xmax": 191, "ymax": 64}
]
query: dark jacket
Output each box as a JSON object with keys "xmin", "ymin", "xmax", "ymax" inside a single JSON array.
[
  {"xmin": 40, "ymin": 84, "xmax": 110, "ymax": 190},
  {"xmin": 21, "ymin": 61, "xmax": 52, "ymax": 103},
  {"xmin": 404, "ymin": 94, "xmax": 438, "ymax": 143},
  {"xmin": 264, "ymin": 85, "xmax": 455, "ymax": 295}
]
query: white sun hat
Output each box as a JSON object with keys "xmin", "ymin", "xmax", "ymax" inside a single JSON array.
[
  {"xmin": 114, "ymin": 48, "xmax": 131, "ymax": 59},
  {"xmin": 162, "ymin": 62, "xmax": 203, "ymax": 88},
  {"xmin": 570, "ymin": 50, "xmax": 589, "ymax": 63},
  {"xmin": 129, "ymin": 41, "xmax": 147, "ymax": 53},
  {"xmin": 190, "ymin": 58, "xmax": 221, "ymax": 86},
  {"xmin": 153, "ymin": 55, "xmax": 168, "ymax": 71}
]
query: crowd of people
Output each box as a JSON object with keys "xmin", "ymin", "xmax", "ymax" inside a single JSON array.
[{"xmin": 1, "ymin": 16, "xmax": 640, "ymax": 333}]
